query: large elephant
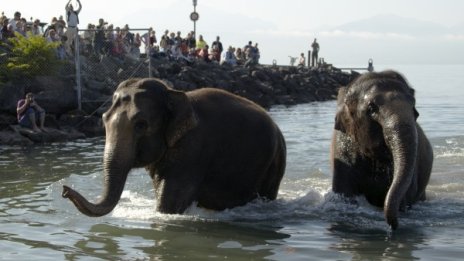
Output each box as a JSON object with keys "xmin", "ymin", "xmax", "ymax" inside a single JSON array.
[
  {"xmin": 330, "ymin": 70, "xmax": 433, "ymax": 230},
  {"xmin": 62, "ymin": 78, "xmax": 286, "ymax": 216}
]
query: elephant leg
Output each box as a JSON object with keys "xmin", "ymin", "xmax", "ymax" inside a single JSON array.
[
  {"xmin": 258, "ymin": 150, "xmax": 286, "ymax": 200},
  {"xmin": 332, "ymin": 158, "xmax": 359, "ymax": 197},
  {"xmin": 331, "ymin": 132, "xmax": 360, "ymax": 197},
  {"xmin": 153, "ymin": 174, "xmax": 199, "ymax": 214}
]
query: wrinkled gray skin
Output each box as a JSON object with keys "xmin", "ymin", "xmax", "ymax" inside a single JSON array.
[
  {"xmin": 63, "ymin": 78, "xmax": 286, "ymax": 216},
  {"xmin": 330, "ymin": 70, "xmax": 433, "ymax": 230}
]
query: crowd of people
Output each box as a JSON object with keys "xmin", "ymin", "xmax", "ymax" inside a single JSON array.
[
  {"xmin": 1, "ymin": 8, "xmax": 265, "ymax": 132},
  {"xmin": 1, "ymin": 7, "xmax": 261, "ymax": 67},
  {"xmin": 1, "ymin": 8, "xmax": 322, "ymax": 133}
]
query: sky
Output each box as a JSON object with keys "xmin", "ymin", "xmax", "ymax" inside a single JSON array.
[{"xmin": 3, "ymin": 0, "xmax": 464, "ymax": 66}]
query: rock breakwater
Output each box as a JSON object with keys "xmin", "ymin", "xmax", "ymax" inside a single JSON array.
[{"xmin": 0, "ymin": 56, "xmax": 360, "ymax": 145}]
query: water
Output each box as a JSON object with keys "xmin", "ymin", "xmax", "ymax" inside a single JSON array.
[{"xmin": 1, "ymin": 64, "xmax": 463, "ymax": 260}]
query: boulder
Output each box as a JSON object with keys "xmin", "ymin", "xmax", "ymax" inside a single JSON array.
[
  {"xmin": 0, "ymin": 129, "xmax": 34, "ymax": 146},
  {"xmin": 9, "ymin": 125, "xmax": 86, "ymax": 144},
  {"xmin": 33, "ymin": 76, "xmax": 77, "ymax": 114},
  {"xmin": 0, "ymin": 82, "xmax": 24, "ymax": 113}
]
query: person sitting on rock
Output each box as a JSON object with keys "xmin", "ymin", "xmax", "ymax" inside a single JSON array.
[
  {"xmin": 17, "ymin": 93, "xmax": 46, "ymax": 132},
  {"xmin": 221, "ymin": 46, "xmax": 237, "ymax": 66},
  {"xmin": 198, "ymin": 44, "xmax": 211, "ymax": 62}
]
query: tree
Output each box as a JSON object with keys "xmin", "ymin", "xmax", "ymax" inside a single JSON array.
[{"xmin": 0, "ymin": 33, "xmax": 63, "ymax": 83}]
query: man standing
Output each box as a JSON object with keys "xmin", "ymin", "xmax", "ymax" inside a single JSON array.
[
  {"xmin": 211, "ymin": 36, "xmax": 223, "ymax": 61},
  {"xmin": 311, "ymin": 38, "xmax": 320, "ymax": 67},
  {"xmin": 65, "ymin": 0, "xmax": 82, "ymax": 56}
]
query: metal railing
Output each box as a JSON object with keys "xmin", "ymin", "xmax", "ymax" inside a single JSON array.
[{"xmin": 73, "ymin": 28, "xmax": 152, "ymax": 110}]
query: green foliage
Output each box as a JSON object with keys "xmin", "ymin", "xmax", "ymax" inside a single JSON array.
[{"xmin": 0, "ymin": 33, "xmax": 63, "ymax": 82}]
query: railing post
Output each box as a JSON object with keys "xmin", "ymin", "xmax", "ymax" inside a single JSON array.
[
  {"xmin": 74, "ymin": 30, "xmax": 82, "ymax": 111},
  {"xmin": 307, "ymin": 50, "xmax": 311, "ymax": 68},
  {"xmin": 148, "ymin": 29, "xmax": 152, "ymax": 78}
]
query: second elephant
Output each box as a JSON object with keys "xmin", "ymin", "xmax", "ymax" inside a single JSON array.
[{"xmin": 330, "ymin": 70, "xmax": 433, "ymax": 230}]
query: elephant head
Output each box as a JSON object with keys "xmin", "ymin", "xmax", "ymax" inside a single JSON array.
[
  {"xmin": 62, "ymin": 78, "xmax": 198, "ymax": 217},
  {"xmin": 335, "ymin": 70, "xmax": 420, "ymax": 229}
]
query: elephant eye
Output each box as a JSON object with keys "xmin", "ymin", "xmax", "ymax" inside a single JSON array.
[
  {"xmin": 134, "ymin": 120, "xmax": 148, "ymax": 132},
  {"xmin": 366, "ymin": 102, "xmax": 379, "ymax": 116}
]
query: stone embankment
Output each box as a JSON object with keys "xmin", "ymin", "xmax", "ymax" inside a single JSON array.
[{"xmin": 0, "ymin": 56, "xmax": 360, "ymax": 145}]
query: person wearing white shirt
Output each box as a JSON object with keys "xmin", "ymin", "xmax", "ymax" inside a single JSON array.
[
  {"xmin": 65, "ymin": 0, "xmax": 82, "ymax": 56},
  {"xmin": 8, "ymin": 11, "xmax": 21, "ymax": 31}
]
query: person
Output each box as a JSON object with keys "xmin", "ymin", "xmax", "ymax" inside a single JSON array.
[
  {"xmin": 311, "ymin": 38, "xmax": 320, "ymax": 67},
  {"xmin": 244, "ymin": 41, "xmax": 253, "ymax": 53},
  {"xmin": 221, "ymin": 46, "xmax": 236, "ymax": 66},
  {"xmin": 175, "ymin": 31, "xmax": 182, "ymax": 45},
  {"xmin": 253, "ymin": 43, "xmax": 260, "ymax": 64},
  {"xmin": 186, "ymin": 31, "xmax": 196, "ymax": 50},
  {"xmin": 44, "ymin": 17, "xmax": 58, "ymax": 37},
  {"xmin": 141, "ymin": 27, "xmax": 156, "ymax": 55},
  {"xmin": 17, "ymin": 93, "xmax": 46, "ymax": 132},
  {"xmin": 111, "ymin": 26, "xmax": 125, "ymax": 58},
  {"xmin": 122, "ymin": 24, "xmax": 134, "ymax": 46},
  {"xmin": 196, "ymin": 34, "xmax": 207, "ymax": 52},
  {"xmin": 244, "ymin": 46, "xmax": 257, "ymax": 67},
  {"xmin": 82, "ymin": 23, "xmax": 95, "ymax": 55},
  {"xmin": 31, "ymin": 19, "xmax": 43, "ymax": 36},
  {"xmin": 93, "ymin": 18, "xmax": 106, "ymax": 56},
  {"xmin": 1, "ymin": 20, "xmax": 15, "ymax": 40},
  {"xmin": 8, "ymin": 11, "xmax": 21, "ymax": 31},
  {"xmin": 65, "ymin": 0, "xmax": 82, "ymax": 56},
  {"xmin": 47, "ymin": 29, "xmax": 66, "ymax": 60},
  {"xmin": 235, "ymin": 47, "xmax": 245, "ymax": 65},
  {"xmin": 198, "ymin": 44, "xmax": 210, "ymax": 62},
  {"xmin": 298, "ymin": 52, "xmax": 306, "ymax": 67},
  {"xmin": 15, "ymin": 18, "xmax": 27, "ymax": 36},
  {"xmin": 209, "ymin": 45, "xmax": 220, "ymax": 62},
  {"xmin": 56, "ymin": 15, "xmax": 67, "ymax": 36},
  {"xmin": 211, "ymin": 36, "xmax": 223, "ymax": 61}
]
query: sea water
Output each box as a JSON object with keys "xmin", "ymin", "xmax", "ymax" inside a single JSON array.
[{"xmin": 0, "ymin": 64, "xmax": 463, "ymax": 260}]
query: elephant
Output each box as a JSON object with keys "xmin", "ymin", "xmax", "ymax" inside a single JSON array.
[
  {"xmin": 330, "ymin": 70, "xmax": 433, "ymax": 230},
  {"xmin": 62, "ymin": 78, "xmax": 286, "ymax": 216}
]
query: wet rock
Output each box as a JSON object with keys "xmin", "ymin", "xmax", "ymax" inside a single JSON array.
[
  {"xmin": 0, "ymin": 129, "xmax": 34, "ymax": 146},
  {"xmin": 9, "ymin": 125, "xmax": 85, "ymax": 144}
]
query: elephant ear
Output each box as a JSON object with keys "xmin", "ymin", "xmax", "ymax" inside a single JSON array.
[
  {"xmin": 413, "ymin": 107, "xmax": 419, "ymax": 120},
  {"xmin": 166, "ymin": 89, "xmax": 198, "ymax": 147},
  {"xmin": 334, "ymin": 87, "xmax": 349, "ymax": 133}
]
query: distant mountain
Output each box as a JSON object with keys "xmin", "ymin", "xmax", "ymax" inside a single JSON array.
[
  {"xmin": 312, "ymin": 14, "xmax": 464, "ymax": 64},
  {"xmin": 330, "ymin": 14, "xmax": 451, "ymax": 36}
]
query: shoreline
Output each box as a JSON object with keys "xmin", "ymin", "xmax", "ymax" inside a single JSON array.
[{"xmin": 0, "ymin": 57, "xmax": 360, "ymax": 145}]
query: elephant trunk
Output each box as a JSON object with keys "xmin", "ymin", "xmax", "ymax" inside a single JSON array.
[
  {"xmin": 63, "ymin": 143, "xmax": 133, "ymax": 217},
  {"xmin": 382, "ymin": 116, "xmax": 418, "ymax": 230}
]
